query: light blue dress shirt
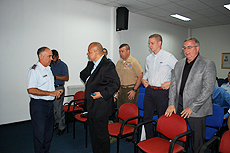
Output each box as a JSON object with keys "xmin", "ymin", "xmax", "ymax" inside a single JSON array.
[
  {"xmin": 221, "ymin": 82, "xmax": 230, "ymax": 95},
  {"xmin": 212, "ymin": 86, "xmax": 230, "ymax": 119},
  {"xmin": 143, "ymin": 49, "xmax": 177, "ymax": 86},
  {"xmin": 86, "ymin": 55, "xmax": 104, "ymax": 82}
]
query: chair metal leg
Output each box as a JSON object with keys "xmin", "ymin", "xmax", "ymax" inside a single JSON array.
[
  {"xmin": 65, "ymin": 112, "xmax": 69, "ymax": 133},
  {"xmin": 117, "ymin": 138, "xmax": 119, "ymax": 153},
  {"xmin": 85, "ymin": 122, "xmax": 88, "ymax": 148},
  {"xmin": 73, "ymin": 119, "xmax": 75, "ymax": 139}
]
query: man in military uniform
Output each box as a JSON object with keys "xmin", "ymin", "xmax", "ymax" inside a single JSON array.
[
  {"xmin": 116, "ymin": 43, "xmax": 143, "ymax": 142},
  {"xmin": 116, "ymin": 43, "xmax": 143, "ymax": 108},
  {"xmin": 27, "ymin": 47, "xmax": 63, "ymax": 153}
]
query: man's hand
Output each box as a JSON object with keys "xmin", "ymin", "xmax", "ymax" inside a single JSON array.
[
  {"xmin": 181, "ymin": 107, "xmax": 193, "ymax": 118},
  {"xmin": 142, "ymin": 79, "xmax": 149, "ymax": 88},
  {"xmin": 127, "ymin": 90, "xmax": 136, "ymax": 100},
  {"xmin": 91, "ymin": 92, "xmax": 102, "ymax": 99},
  {"xmin": 165, "ymin": 105, "xmax": 176, "ymax": 117},
  {"xmin": 161, "ymin": 81, "xmax": 171, "ymax": 90},
  {"xmin": 49, "ymin": 89, "xmax": 63, "ymax": 99}
]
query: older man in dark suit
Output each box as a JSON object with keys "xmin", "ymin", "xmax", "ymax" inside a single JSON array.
[
  {"xmin": 165, "ymin": 37, "xmax": 216, "ymax": 153},
  {"xmin": 80, "ymin": 42, "xmax": 120, "ymax": 153}
]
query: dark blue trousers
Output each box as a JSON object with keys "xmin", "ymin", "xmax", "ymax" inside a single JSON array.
[
  {"xmin": 30, "ymin": 98, "xmax": 54, "ymax": 153},
  {"xmin": 143, "ymin": 87, "xmax": 169, "ymax": 139}
]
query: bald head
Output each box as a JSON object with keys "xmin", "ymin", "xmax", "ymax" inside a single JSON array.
[
  {"xmin": 89, "ymin": 42, "xmax": 103, "ymax": 54},
  {"xmin": 87, "ymin": 42, "xmax": 104, "ymax": 62}
]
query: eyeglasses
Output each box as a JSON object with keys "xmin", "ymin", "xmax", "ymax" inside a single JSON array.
[{"xmin": 182, "ymin": 46, "xmax": 197, "ymax": 50}]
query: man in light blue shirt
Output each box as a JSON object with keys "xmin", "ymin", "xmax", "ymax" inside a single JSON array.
[
  {"xmin": 212, "ymin": 86, "xmax": 230, "ymax": 119},
  {"xmin": 27, "ymin": 47, "xmax": 63, "ymax": 153},
  {"xmin": 142, "ymin": 34, "xmax": 177, "ymax": 139},
  {"xmin": 221, "ymin": 71, "xmax": 230, "ymax": 94}
]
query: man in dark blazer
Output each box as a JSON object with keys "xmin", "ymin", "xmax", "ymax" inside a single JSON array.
[
  {"xmin": 165, "ymin": 38, "xmax": 216, "ymax": 153},
  {"xmin": 80, "ymin": 42, "xmax": 120, "ymax": 153}
]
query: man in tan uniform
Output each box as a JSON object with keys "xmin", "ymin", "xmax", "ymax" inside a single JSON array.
[{"xmin": 116, "ymin": 43, "xmax": 143, "ymax": 109}]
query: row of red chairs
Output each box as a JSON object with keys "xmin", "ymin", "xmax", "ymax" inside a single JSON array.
[{"xmin": 63, "ymin": 91, "xmax": 230, "ymax": 153}]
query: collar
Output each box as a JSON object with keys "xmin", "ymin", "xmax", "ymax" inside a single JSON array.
[
  {"xmin": 186, "ymin": 53, "xmax": 199, "ymax": 64},
  {"xmin": 123, "ymin": 55, "xmax": 132, "ymax": 63},
  {"xmin": 93, "ymin": 55, "xmax": 104, "ymax": 67},
  {"xmin": 37, "ymin": 61, "xmax": 49, "ymax": 71},
  {"xmin": 152, "ymin": 49, "xmax": 163, "ymax": 57}
]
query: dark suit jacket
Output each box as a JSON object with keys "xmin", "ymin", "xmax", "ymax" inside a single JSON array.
[{"xmin": 80, "ymin": 56, "xmax": 120, "ymax": 118}]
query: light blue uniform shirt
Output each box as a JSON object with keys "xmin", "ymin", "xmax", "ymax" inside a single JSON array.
[
  {"xmin": 27, "ymin": 62, "xmax": 55, "ymax": 100},
  {"xmin": 221, "ymin": 82, "xmax": 230, "ymax": 95},
  {"xmin": 143, "ymin": 49, "xmax": 177, "ymax": 87},
  {"xmin": 212, "ymin": 86, "xmax": 230, "ymax": 119}
]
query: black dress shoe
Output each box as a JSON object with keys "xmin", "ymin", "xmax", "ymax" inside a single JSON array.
[
  {"xmin": 53, "ymin": 124, "xmax": 58, "ymax": 130},
  {"xmin": 125, "ymin": 138, "xmax": 132, "ymax": 143},
  {"xmin": 56, "ymin": 129, "xmax": 66, "ymax": 136}
]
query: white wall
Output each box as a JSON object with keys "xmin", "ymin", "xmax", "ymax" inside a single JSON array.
[
  {"xmin": 0, "ymin": 0, "xmax": 206, "ymax": 125},
  {"xmin": 0, "ymin": 0, "xmax": 120, "ymax": 125},
  {"xmin": 118, "ymin": 13, "xmax": 188, "ymax": 69},
  {"xmin": 192, "ymin": 24, "xmax": 230, "ymax": 78}
]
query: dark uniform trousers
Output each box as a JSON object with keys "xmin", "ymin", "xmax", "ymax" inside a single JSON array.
[
  {"xmin": 88, "ymin": 116, "xmax": 110, "ymax": 153},
  {"xmin": 30, "ymin": 98, "xmax": 54, "ymax": 153},
  {"xmin": 143, "ymin": 87, "xmax": 169, "ymax": 139},
  {"xmin": 177, "ymin": 95, "xmax": 206, "ymax": 153}
]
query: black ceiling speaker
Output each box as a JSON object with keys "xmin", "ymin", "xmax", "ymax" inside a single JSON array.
[{"xmin": 116, "ymin": 7, "xmax": 129, "ymax": 31}]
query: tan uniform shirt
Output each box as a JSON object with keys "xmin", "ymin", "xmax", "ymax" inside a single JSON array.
[{"xmin": 116, "ymin": 55, "xmax": 143, "ymax": 86}]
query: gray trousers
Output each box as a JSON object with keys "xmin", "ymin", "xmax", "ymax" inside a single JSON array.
[{"xmin": 53, "ymin": 86, "xmax": 66, "ymax": 130}]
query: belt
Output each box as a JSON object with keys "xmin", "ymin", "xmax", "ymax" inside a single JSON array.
[
  {"xmin": 121, "ymin": 84, "xmax": 135, "ymax": 89},
  {"xmin": 148, "ymin": 85, "xmax": 162, "ymax": 90},
  {"xmin": 55, "ymin": 84, "xmax": 64, "ymax": 88},
  {"xmin": 31, "ymin": 98, "xmax": 54, "ymax": 102}
]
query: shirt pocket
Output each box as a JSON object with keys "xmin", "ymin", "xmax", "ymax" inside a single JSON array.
[{"xmin": 38, "ymin": 74, "xmax": 50, "ymax": 87}]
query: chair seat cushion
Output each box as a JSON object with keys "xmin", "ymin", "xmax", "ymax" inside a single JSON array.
[
  {"xmin": 205, "ymin": 127, "xmax": 218, "ymax": 140},
  {"xmin": 138, "ymin": 137, "xmax": 184, "ymax": 153},
  {"xmin": 63, "ymin": 105, "xmax": 84, "ymax": 112},
  {"xmin": 108, "ymin": 122, "xmax": 134, "ymax": 136},
  {"xmin": 74, "ymin": 114, "xmax": 87, "ymax": 122}
]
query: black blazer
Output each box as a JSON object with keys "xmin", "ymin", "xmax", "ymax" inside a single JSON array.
[{"xmin": 80, "ymin": 56, "xmax": 120, "ymax": 118}]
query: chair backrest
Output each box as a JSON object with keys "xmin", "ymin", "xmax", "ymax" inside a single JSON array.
[
  {"xmin": 219, "ymin": 130, "xmax": 230, "ymax": 153},
  {"xmin": 74, "ymin": 91, "xmax": 85, "ymax": 104},
  {"xmin": 118, "ymin": 103, "xmax": 139, "ymax": 125},
  {"xmin": 206, "ymin": 105, "xmax": 224, "ymax": 127},
  {"xmin": 139, "ymin": 83, "xmax": 146, "ymax": 93},
  {"xmin": 137, "ymin": 84, "xmax": 146, "ymax": 117},
  {"xmin": 157, "ymin": 114, "xmax": 187, "ymax": 142},
  {"xmin": 136, "ymin": 93, "xmax": 145, "ymax": 111}
]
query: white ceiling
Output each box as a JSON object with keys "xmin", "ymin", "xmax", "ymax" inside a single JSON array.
[{"xmin": 85, "ymin": 0, "xmax": 230, "ymax": 29}]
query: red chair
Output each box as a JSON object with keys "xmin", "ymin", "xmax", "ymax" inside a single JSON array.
[
  {"xmin": 200, "ymin": 130, "xmax": 230, "ymax": 153},
  {"xmin": 108, "ymin": 103, "xmax": 141, "ymax": 153},
  {"xmin": 133, "ymin": 114, "xmax": 191, "ymax": 153},
  {"xmin": 73, "ymin": 110, "xmax": 88, "ymax": 148},
  {"xmin": 63, "ymin": 91, "xmax": 85, "ymax": 133}
]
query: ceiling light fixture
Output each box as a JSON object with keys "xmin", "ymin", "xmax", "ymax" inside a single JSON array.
[
  {"xmin": 170, "ymin": 14, "xmax": 191, "ymax": 21},
  {"xmin": 224, "ymin": 4, "xmax": 230, "ymax": 10}
]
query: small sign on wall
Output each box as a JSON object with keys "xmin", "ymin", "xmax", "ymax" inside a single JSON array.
[{"xmin": 221, "ymin": 53, "xmax": 230, "ymax": 69}]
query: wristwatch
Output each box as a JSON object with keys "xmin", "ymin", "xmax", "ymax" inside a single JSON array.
[{"xmin": 133, "ymin": 89, "xmax": 137, "ymax": 92}]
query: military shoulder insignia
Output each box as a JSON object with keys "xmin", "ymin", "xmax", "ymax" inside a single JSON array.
[{"xmin": 32, "ymin": 64, "xmax": 37, "ymax": 70}]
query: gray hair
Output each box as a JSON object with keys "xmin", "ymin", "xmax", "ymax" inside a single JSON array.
[
  {"xmin": 184, "ymin": 37, "xmax": 200, "ymax": 46},
  {"xmin": 37, "ymin": 46, "xmax": 50, "ymax": 57}
]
